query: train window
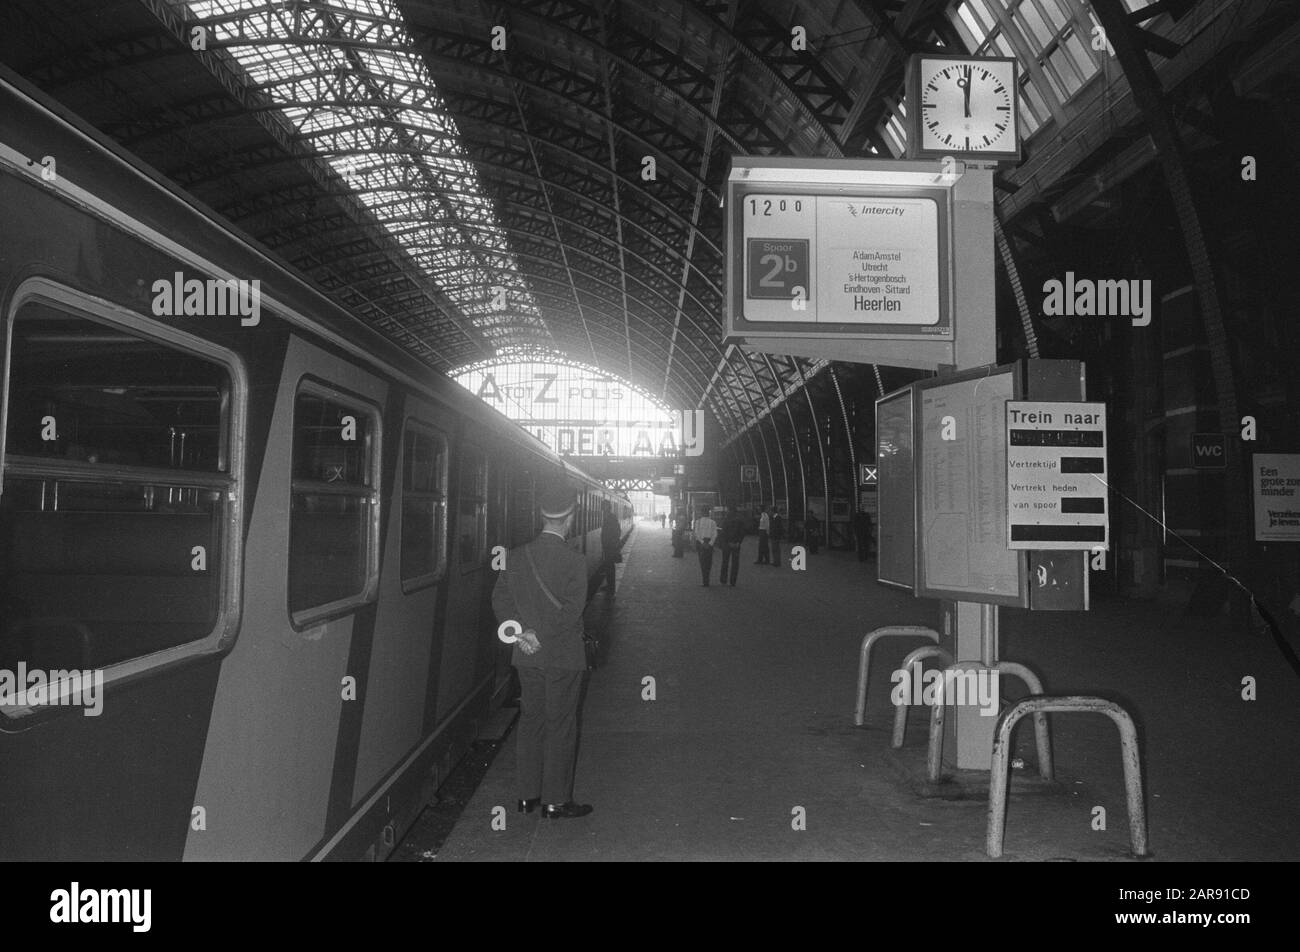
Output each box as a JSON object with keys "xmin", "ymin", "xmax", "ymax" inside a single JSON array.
[
  {"xmin": 458, "ymin": 446, "xmax": 487, "ymax": 567},
  {"xmin": 508, "ymin": 471, "xmax": 536, "ymax": 547},
  {"xmin": 288, "ymin": 384, "xmax": 379, "ymax": 622},
  {"xmin": 0, "ymin": 294, "xmax": 241, "ymax": 676},
  {"xmin": 400, "ymin": 422, "xmax": 448, "ymax": 590}
]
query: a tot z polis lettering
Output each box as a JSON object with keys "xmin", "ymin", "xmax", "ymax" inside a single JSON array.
[{"xmin": 151, "ymin": 271, "xmax": 261, "ymax": 326}]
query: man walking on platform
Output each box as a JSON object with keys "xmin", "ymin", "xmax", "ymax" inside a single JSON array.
[
  {"xmin": 693, "ymin": 506, "xmax": 718, "ymax": 586},
  {"xmin": 719, "ymin": 506, "xmax": 744, "ymax": 587},
  {"xmin": 491, "ymin": 482, "xmax": 593, "ymax": 820},
  {"xmin": 598, "ymin": 501, "xmax": 622, "ymax": 597},
  {"xmin": 754, "ymin": 505, "xmax": 771, "ymax": 565},
  {"xmin": 771, "ymin": 507, "xmax": 785, "ymax": 568}
]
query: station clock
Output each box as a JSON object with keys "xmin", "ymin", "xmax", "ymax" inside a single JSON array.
[{"xmin": 904, "ymin": 54, "xmax": 1022, "ymax": 163}]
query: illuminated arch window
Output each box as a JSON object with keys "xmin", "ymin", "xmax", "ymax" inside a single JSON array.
[{"xmin": 454, "ymin": 359, "xmax": 679, "ymax": 459}]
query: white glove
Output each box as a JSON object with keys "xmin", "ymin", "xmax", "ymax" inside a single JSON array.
[{"xmin": 519, "ymin": 629, "xmax": 542, "ymax": 655}]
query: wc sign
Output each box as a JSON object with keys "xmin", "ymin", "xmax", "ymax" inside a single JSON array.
[{"xmin": 1191, "ymin": 433, "xmax": 1226, "ymax": 469}]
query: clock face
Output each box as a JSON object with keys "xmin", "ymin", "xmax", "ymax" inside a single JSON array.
[{"xmin": 917, "ymin": 58, "xmax": 1016, "ymax": 155}]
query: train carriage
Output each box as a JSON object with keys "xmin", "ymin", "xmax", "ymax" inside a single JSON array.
[{"xmin": 0, "ymin": 70, "xmax": 632, "ymax": 861}]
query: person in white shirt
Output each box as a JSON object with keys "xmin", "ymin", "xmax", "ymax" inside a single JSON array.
[
  {"xmin": 755, "ymin": 505, "xmax": 771, "ymax": 565},
  {"xmin": 692, "ymin": 507, "xmax": 718, "ymax": 586}
]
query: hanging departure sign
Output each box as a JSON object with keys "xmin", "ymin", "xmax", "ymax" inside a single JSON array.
[
  {"xmin": 1006, "ymin": 401, "xmax": 1109, "ymax": 550},
  {"xmin": 726, "ymin": 158, "xmax": 960, "ymax": 372}
]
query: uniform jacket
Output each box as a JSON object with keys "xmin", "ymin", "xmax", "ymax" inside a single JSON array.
[
  {"xmin": 771, "ymin": 514, "xmax": 784, "ymax": 539},
  {"xmin": 492, "ymin": 531, "xmax": 587, "ymax": 671}
]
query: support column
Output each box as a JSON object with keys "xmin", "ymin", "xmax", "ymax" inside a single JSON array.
[{"xmin": 950, "ymin": 163, "xmax": 1000, "ymax": 770}]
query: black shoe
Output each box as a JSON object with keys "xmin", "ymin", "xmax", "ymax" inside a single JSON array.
[
  {"xmin": 517, "ymin": 798, "xmax": 540, "ymax": 814},
  {"xmin": 542, "ymin": 802, "xmax": 593, "ymax": 819}
]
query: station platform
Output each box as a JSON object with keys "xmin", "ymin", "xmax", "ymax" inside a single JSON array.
[{"xmin": 426, "ymin": 524, "xmax": 1300, "ymax": 862}]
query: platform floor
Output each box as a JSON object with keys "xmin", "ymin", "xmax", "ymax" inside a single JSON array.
[{"xmin": 432, "ymin": 524, "xmax": 1300, "ymax": 862}]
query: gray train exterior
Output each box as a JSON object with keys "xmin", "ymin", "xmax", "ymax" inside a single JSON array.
[{"xmin": 0, "ymin": 72, "xmax": 632, "ymax": 860}]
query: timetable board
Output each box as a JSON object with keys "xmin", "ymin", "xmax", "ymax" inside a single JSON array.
[{"xmin": 914, "ymin": 365, "xmax": 1027, "ymax": 606}]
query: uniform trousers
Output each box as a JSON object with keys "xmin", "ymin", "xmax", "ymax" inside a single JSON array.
[
  {"xmin": 516, "ymin": 666, "xmax": 585, "ymax": 805},
  {"xmin": 697, "ymin": 541, "xmax": 715, "ymax": 584},
  {"xmin": 756, "ymin": 530, "xmax": 770, "ymax": 564},
  {"xmin": 719, "ymin": 542, "xmax": 740, "ymax": 585}
]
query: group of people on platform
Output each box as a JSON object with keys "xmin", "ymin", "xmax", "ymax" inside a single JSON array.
[
  {"xmin": 671, "ymin": 503, "xmax": 797, "ymax": 587},
  {"xmin": 669, "ymin": 503, "xmax": 875, "ymax": 581},
  {"xmin": 684, "ymin": 505, "xmax": 749, "ymax": 586}
]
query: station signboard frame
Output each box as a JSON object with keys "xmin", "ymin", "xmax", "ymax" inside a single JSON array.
[
  {"xmin": 726, "ymin": 158, "xmax": 961, "ymax": 371},
  {"xmin": 875, "ymin": 384, "xmax": 916, "ymax": 591}
]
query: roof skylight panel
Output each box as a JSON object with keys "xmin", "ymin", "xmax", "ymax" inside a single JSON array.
[{"xmin": 182, "ymin": 0, "xmax": 546, "ymax": 354}]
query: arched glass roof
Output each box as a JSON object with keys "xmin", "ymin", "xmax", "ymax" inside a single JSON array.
[{"xmin": 0, "ymin": 0, "xmax": 1243, "ymax": 455}]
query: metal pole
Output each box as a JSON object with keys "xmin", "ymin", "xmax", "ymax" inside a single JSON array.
[{"xmin": 854, "ymin": 626, "xmax": 940, "ymax": 726}]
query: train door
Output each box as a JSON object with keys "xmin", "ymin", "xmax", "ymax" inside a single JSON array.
[
  {"xmin": 348, "ymin": 397, "xmax": 450, "ymax": 810},
  {"xmin": 187, "ymin": 334, "xmax": 388, "ymax": 860}
]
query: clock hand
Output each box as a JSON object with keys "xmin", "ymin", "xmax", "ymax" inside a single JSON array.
[{"xmin": 961, "ymin": 66, "xmax": 972, "ymax": 118}]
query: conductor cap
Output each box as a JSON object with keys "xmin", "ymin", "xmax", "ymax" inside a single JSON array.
[{"xmin": 539, "ymin": 483, "xmax": 576, "ymax": 519}]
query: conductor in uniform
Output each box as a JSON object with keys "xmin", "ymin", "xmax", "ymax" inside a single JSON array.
[{"xmin": 491, "ymin": 482, "xmax": 593, "ymax": 819}]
